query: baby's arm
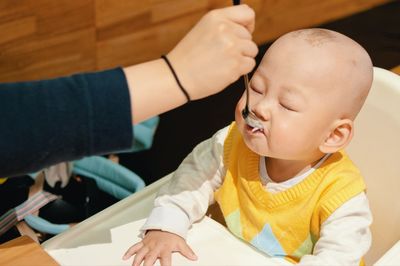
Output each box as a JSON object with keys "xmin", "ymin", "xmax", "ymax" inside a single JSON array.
[
  {"xmin": 123, "ymin": 230, "xmax": 197, "ymax": 266},
  {"xmin": 123, "ymin": 126, "xmax": 229, "ymax": 265},
  {"xmin": 298, "ymin": 192, "xmax": 372, "ymax": 265},
  {"xmin": 141, "ymin": 126, "xmax": 229, "ymax": 238}
]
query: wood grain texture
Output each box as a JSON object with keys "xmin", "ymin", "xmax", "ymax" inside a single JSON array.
[
  {"xmin": 0, "ymin": 16, "xmax": 36, "ymax": 45},
  {"xmin": 0, "ymin": 236, "xmax": 58, "ymax": 266},
  {"xmin": 250, "ymin": 0, "xmax": 392, "ymax": 44},
  {"xmin": 0, "ymin": 0, "xmax": 95, "ymax": 82},
  {"xmin": 0, "ymin": 0, "xmax": 391, "ymax": 82}
]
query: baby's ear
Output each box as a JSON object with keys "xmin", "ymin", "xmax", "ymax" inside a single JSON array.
[{"xmin": 319, "ymin": 119, "xmax": 353, "ymax": 154}]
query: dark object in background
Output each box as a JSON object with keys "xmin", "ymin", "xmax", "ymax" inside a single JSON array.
[
  {"xmin": 40, "ymin": 175, "xmax": 118, "ymax": 224},
  {"xmin": 0, "ymin": 176, "xmax": 33, "ymax": 243},
  {"xmin": 0, "ymin": 174, "xmax": 119, "ymax": 244}
]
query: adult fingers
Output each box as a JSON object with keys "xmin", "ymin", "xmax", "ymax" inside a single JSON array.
[
  {"xmin": 240, "ymin": 39, "xmax": 259, "ymax": 58},
  {"xmin": 213, "ymin": 4, "xmax": 256, "ymax": 33},
  {"xmin": 226, "ymin": 21, "xmax": 253, "ymax": 40},
  {"xmin": 239, "ymin": 56, "xmax": 257, "ymax": 76}
]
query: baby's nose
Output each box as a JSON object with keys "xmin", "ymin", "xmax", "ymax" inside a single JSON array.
[{"xmin": 252, "ymin": 101, "xmax": 271, "ymax": 121}]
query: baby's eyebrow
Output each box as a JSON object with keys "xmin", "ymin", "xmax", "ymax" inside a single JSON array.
[
  {"xmin": 281, "ymin": 86, "xmax": 307, "ymax": 103},
  {"xmin": 254, "ymin": 68, "xmax": 270, "ymax": 85}
]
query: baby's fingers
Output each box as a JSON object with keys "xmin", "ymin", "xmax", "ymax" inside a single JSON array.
[
  {"xmin": 178, "ymin": 243, "xmax": 198, "ymax": 261},
  {"xmin": 142, "ymin": 250, "xmax": 160, "ymax": 266},
  {"xmin": 159, "ymin": 251, "xmax": 172, "ymax": 266},
  {"xmin": 122, "ymin": 242, "xmax": 144, "ymax": 260},
  {"xmin": 132, "ymin": 246, "xmax": 150, "ymax": 266}
]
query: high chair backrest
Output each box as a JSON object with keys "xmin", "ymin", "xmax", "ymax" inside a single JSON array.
[{"xmin": 346, "ymin": 67, "xmax": 400, "ymax": 265}]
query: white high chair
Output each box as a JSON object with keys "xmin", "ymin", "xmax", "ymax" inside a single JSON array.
[
  {"xmin": 346, "ymin": 67, "xmax": 400, "ymax": 265},
  {"xmin": 43, "ymin": 67, "xmax": 399, "ymax": 266}
]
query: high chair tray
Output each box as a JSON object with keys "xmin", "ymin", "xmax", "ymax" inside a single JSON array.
[
  {"xmin": 374, "ymin": 240, "xmax": 400, "ymax": 266},
  {"xmin": 42, "ymin": 174, "xmax": 291, "ymax": 265}
]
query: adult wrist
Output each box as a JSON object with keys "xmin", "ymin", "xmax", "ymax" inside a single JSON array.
[{"xmin": 161, "ymin": 54, "xmax": 191, "ymax": 103}]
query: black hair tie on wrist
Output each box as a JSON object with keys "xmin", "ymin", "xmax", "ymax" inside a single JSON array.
[{"xmin": 161, "ymin": 54, "xmax": 191, "ymax": 102}]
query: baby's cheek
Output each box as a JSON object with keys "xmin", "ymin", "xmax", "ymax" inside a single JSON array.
[
  {"xmin": 237, "ymin": 95, "xmax": 246, "ymax": 110},
  {"xmin": 234, "ymin": 97, "xmax": 246, "ymax": 122},
  {"xmin": 274, "ymin": 122, "xmax": 296, "ymax": 144}
]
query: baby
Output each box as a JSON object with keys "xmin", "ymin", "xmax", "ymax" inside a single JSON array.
[{"xmin": 123, "ymin": 28, "xmax": 373, "ymax": 266}]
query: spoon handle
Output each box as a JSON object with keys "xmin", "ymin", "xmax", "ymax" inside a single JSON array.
[{"xmin": 233, "ymin": 0, "xmax": 253, "ymax": 121}]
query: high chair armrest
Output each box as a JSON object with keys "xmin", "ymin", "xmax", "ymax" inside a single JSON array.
[{"xmin": 374, "ymin": 240, "xmax": 400, "ymax": 266}]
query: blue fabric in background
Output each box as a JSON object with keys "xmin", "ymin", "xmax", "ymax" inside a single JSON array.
[
  {"xmin": 25, "ymin": 116, "xmax": 159, "ymax": 235},
  {"xmin": 126, "ymin": 116, "xmax": 160, "ymax": 153}
]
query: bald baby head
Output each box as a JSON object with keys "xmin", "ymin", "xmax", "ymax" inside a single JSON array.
[{"xmin": 262, "ymin": 28, "xmax": 373, "ymax": 120}]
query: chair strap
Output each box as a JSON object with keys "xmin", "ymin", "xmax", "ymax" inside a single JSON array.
[{"xmin": 0, "ymin": 191, "xmax": 58, "ymax": 236}]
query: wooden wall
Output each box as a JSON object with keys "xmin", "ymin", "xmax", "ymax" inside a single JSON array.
[{"xmin": 0, "ymin": 0, "xmax": 390, "ymax": 82}]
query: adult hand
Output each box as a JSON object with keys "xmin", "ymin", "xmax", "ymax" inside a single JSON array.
[
  {"xmin": 125, "ymin": 4, "xmax": 258, "ymax": 123},
  {"xmin": 168, "ymin": 4, "xmax": 258, "ymax": 100}
]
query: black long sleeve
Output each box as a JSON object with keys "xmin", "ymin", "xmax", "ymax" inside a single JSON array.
[{"xmin": 0, "ymin": 68, "xmax": 133, "ymax": 177}]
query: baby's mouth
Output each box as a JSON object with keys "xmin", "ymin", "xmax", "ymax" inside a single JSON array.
[
  {"xmin": 251, "ymin": 126, "xmax": 264, "ymax": 133},
  {"xmin": 245, "ymin": 116, "xmax": 264, "ymax": 133},
  {"xmin": 246, "ymin": 123, "xmax": 264, "ymax": 134}
]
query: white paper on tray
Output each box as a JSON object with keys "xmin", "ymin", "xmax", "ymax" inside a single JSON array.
[{"xmin": 47, "ymin": 216, "xmax": 291, "ymax": 266}]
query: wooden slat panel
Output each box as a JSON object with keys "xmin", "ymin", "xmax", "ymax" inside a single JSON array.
[
  {"xmin": 250, "ymin": 0, "xmax": 391, "ymax": 44},
  {"xmin": 0, "ymin": 0, "xmax": 32, "ymax": 22},
  {"xmin": 150, "ymin": 0, "xmax": 209, "ymax": 23},
  {"xmin": 32, "ymin": 0, "xmax": 93, "ymax": 35},
  {"xmin": 95, "ymin": 0, "xmax": 390, "ymax": 70},
  {"xmin": 0, "ymin": 0, "xmax": 95, "ymax": 82},
  {"xmin": 95, "ymin": 0, "xmax": 150, "ymax": 28},
  {"xmin": 95, "ymin": 0, "xmax": 209, "ymax": 69},
  {"xmin": 0, "ymin": 29, "xmax": 96, "ymax": 82},
  {"xmin": 0, "ymin": 236, "xmax": 58, "ymax": 266},
  {"xmin": 96, "ymin": 11, "xmax": 152, "ymax": 42},
  {"xmin": 0, "ymin": 0, "xmax": 392, "ymax": 82},
  {"xmin": 96, "ymin": 12, "xmax": 203, "ymax": 69},
  {"xmin": 0, "ymin": 16, "xmax": 36, "ymax": 45}
]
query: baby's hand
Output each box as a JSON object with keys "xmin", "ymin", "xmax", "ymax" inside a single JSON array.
[{"xmin": 122, "ymin": 230, "xmax": 197, "ymax": 266}]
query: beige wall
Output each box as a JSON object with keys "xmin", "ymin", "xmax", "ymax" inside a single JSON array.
[{"xmin": 0, "ymin": 0, "xmax": 390, "ymax": 82}]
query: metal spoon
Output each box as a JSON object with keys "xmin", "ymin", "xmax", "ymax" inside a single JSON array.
[
  {"xmin": 241, "ymin": 75, "xmax": 264, "ymax": 129},
  {"xmin": 233, "ymin": 0, "xmax": 263, "ymax": 130}
]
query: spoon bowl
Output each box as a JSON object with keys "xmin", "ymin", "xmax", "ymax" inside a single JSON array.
[{"xmin": 241, "ymin": 75, "xmax": 264, "ymax": 129}]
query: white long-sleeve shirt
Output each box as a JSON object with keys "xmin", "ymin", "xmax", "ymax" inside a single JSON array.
[{"xmin": 142, "ymin": 126, "xmax": 372, "ymax": 265}]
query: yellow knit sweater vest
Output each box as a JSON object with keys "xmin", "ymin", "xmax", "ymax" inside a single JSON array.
[{"xmin": 214, "ymin": 122, "xmax": 366, "ymax": 263}]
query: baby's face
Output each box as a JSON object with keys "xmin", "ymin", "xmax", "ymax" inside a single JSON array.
[{"xmin": 235, "ymin": 35, "xmax": 351, "ymax": 161}]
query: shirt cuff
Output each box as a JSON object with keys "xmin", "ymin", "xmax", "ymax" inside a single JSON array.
[
  {"xmin": 84, "ymin": 68, "xmax": 133, "ymax": 155},
  {"xmin": 140, "ymin": 206, "xmax": 191, "ymax": 239}
]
